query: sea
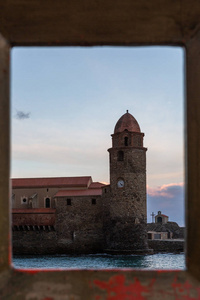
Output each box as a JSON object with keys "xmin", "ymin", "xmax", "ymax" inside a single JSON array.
[{"xmin": 13, "ymin": 253, "xmax": 185, "ymax": 270}]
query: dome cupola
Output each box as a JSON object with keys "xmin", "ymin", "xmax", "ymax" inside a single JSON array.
[{"xmin": 114, "ymin": 110, "xmax": 141, "ymax": 134}]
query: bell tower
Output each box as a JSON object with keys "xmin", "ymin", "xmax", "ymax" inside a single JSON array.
[{"xmin": 104, "ymin": 110, "xmax": 149, "ymax": 253}]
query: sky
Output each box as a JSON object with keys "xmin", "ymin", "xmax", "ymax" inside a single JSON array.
[{"xmin": 11, "ymin": 46, "xmax": 185, "ymax": 226}]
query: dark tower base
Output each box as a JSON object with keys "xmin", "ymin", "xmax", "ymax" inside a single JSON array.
[{"xmin": 103, "ymin": 216, "xmax": 151, "ymax": 254}]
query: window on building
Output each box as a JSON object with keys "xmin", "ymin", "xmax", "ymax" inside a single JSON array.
[
  {"xmin": 67, "ymin": 198, "xmax": 71, "ymax": 206},
  {"xmin": 45, "ymin": 197, "xmax": 51, "ymax": 208},
  {"xmin": 124, "ymin": 136, "xmax": 128, "ymax": 146},
  {"xmin": 92, "ymin": 198, "xmax": 96, "ymax": 205},
  {"xmin": 12, "ymin": 194, "xmax": 15, "ymax": 206},
  {"xmin": 21, "ymin": 197, "xmax": 27, "ymax": 204},
  {"xmin": 117, "ymin": 150, "xmax": 124, "ymax": 161},
  {"xmin": 154, "ymin": 233, "xmax": 161, "ymax": 239}
]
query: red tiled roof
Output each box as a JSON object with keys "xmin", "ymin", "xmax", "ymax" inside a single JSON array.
[
  {"xmin": 156, "ymin": 214, "xmax": 168, "ymax": 218},
  {"xmin": 89, "ymin": 182, "xmax": 107, "ymax": 189},
  {"xmin": 12, "ymin": 176, "xmax": 92, "ymax": 189},
  {"xmin": 55, "ymin": 189, "xmax": 102, "ymax": 197}
]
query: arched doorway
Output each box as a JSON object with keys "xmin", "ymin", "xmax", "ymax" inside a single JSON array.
[{"xmin": 157, "ymin": 216, "xmax": 162, "ymax": 223}]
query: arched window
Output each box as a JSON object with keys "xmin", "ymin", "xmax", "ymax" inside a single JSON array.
[
  {"xmin": 124, "ymin": 136, "xmax": 128, "ymax": 146},
  {"xmin": 117, "ymin": 151, "xmax": 124, "ymax": 161},
  {"xmin": 157, "ymin": 216, "xmax": 162, "ymax": 223},
  {"xmin": 45, "ymin": 197, "xmax": 50, "ymax": 208}
]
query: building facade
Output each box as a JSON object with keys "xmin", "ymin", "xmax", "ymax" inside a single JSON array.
[
  {"xmin": 155, "ymin": 211, "xmax": 169, "ymax": 224},
  {"xmin": 12, "ymin": 111, "xmax": 149, "ymax": 254}
]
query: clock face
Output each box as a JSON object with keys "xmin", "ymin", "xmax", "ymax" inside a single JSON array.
[{"xmin": 117, "ymin": 179, "xmax": 124, "ymax": 188}]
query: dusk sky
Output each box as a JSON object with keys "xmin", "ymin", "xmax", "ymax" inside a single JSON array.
[{"xmin": 11, "ymin": 46, "xmax": 185, "ymax": 225}]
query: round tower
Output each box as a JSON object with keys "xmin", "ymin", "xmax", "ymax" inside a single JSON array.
[{"xmin": 104, "ymin": 110, "xmax": 149, "ymax": 253}]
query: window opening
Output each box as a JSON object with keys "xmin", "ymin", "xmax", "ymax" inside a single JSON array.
[
  {"xmin": 92, "ymin": 198, "xmax": 96, "ymax": 205},
  {"xmin": 67, "ymin": 199, "xmax": 71, "ymax": 206},
  {"xmin": 117, "ymin": 150, "xmax": 124, "ymax": 161},
  {"xmin": 45, "ymin": 197, "xmax": 50, "ymax": 208},
  {"xmin": 154, "ymin": 234, "xmax": 161, "ymax": 240},
  {"xmin": 21, "ymin": 197, "xmax": 27, "ymax": 204},
  {"xmin": 124, "ymin": 136, "xmax": 128, "ymax": 146}
]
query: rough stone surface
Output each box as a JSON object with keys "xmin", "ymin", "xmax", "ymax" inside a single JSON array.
[
  {"xmin": 55, "ymin": 196, "xmax": 104, "ymax": 253},
  {"xmin": 148, "ymin": 240, "xmax": 185, "ymax": 253},
  {"xmin": 147, "ymin": 222, "xmax": 185, "ymax": 239},
  {"xmin": 13, "ymin": 231, "xmax": 57, "ymax": 255},
  {"xmin": 104, "ymin": 117, "xmax": 148, "ymax": 252},
  {"xmin": 13, "ymin": 195, "xmax": 104, "ymax": 254}
]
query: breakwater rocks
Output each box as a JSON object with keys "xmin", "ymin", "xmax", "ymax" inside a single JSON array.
[
  {"xmin": 12, "ymin": 233, "xmax": 184, "ymax": 255},
  {"xmin": 148, "ymin": 239, "xmax": 185, "ymax": 253},
  {"xmin": 147, "ymin": 222, "xmax": 185, "ymax": 239}
]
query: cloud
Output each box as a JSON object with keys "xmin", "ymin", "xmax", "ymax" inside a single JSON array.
[
  {"xmin": 147, "ymin": 182, "xmax": 185, "ymax": 226},
  {"xmin": 15, "ymin": 110, "xmax": 30, "ymax": 120},
  {"xmin": 147, "ymin": 182, "xmax": 184, "ymax": 198}
]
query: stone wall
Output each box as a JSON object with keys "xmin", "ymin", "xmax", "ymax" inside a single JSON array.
[
  {"xmin": 55, "ymin": 195, "xmax": 104, "ymax": 253},
  {"xmin": 148, "ymin": 240, "xmax": 185, "ymax": 253},
  {"xmin": 12, "ymin": 230, "xmax": 57, "ymax": 255},
  {"xmin": 12, "ymin": 195, "xmax": 105, "ymax": 254}
]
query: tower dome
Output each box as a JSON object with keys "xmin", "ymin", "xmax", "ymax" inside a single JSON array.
[{"xmin": 114, "ymin": 110, "xmax": 141, "ymax": 133}]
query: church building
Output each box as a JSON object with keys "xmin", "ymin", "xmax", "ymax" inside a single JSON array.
[{"xmin": 12, "ymin": 111, "xmax": 149, "ymax": 254}]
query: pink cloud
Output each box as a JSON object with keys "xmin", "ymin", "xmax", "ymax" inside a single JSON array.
[
  {"xmin": 147, "ymin": 182, "xmax": 184, "ymax": 198},
  {"xmin": 147, "ymin": 182, "xmax": 185, "ymax": 225}
]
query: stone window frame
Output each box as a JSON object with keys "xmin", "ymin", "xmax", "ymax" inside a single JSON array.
[{"xmin": 1, "ymin": 1, "xmax": 200, "ymax": 298}]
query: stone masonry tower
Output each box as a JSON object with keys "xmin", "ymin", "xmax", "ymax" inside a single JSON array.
[{"xmin": 103, "ymin": 110, "xmax": 149, "ymax": 253}]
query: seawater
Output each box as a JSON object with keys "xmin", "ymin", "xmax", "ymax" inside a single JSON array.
[{"xmin": 13, "ymin": 253, "xmax": 185, "ymax": 270}]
